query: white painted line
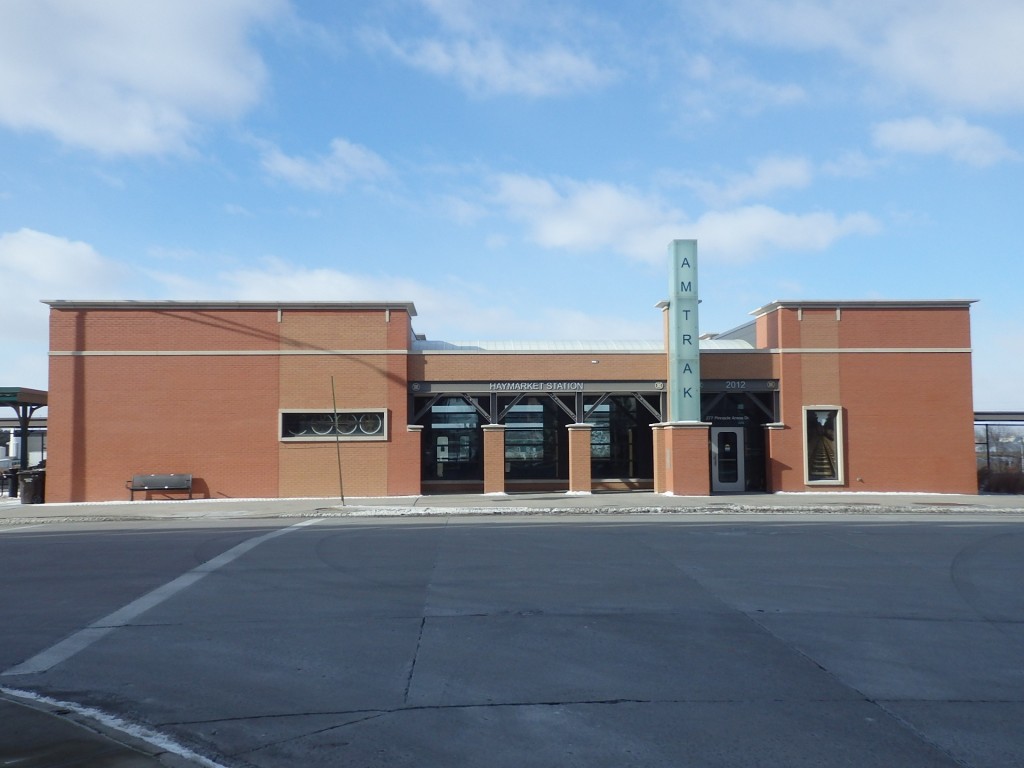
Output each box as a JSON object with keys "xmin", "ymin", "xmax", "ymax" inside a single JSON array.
[
  {"xmin": 0, "ymin": 686, "xmax": 232, "ymax": 768},
  {"xmin": 0, "ymin": 524, "xmax": 47, "ymax": 533},
  {"xmin": 1, "ymin": 518, "xmax": 321, "ymax": 676}
]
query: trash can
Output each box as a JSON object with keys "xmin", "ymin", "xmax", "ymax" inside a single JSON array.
[{"xmin": 18, "ymin": 469, "xmax": 44, "ymax": 504}]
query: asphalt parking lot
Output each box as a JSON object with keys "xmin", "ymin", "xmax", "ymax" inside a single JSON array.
[{"xmin": 1, "ymin": 491, "xmax": 1023, "ymax": 766}]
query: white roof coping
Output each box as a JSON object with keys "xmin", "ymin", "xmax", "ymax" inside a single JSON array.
[
  {"xmin": 749, "ymin": 299, "xmax": 977, "ymax": 317},
  {"xmin": 412, "ymin": 339, "xmax": 752, "ymax": 352},
  {"xmin": 42, "ymin": 299, "xmax": 418, "ymax": 316}
]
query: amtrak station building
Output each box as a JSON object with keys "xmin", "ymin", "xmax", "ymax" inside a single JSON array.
[{"xmin": 42, "ymin": 243, "xmax": 978, "ymax": 503}]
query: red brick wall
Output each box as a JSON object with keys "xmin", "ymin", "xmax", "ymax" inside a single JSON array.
[
  {"xmin": 701, "ymin": 353, "xmax": 778, "ymax": 380},
  {"xmin": 765, "ymin": 305, "xmax": 976, "ymax": 494},
  {"xmin": 47, "ymin": 305, "xmax": 417, "ymax": 502},
  {"xmin": 837, "ymin": 307, "xmax": 972, "ymax": 349},
  {"xmin": 839, "ymin": 353, "xmax": 975, "ymax": 493},
  {"xmin": 275, "ymin": 308, "xmax": 420, "ymax": 497},
  {"xmin": 410, "ymin": 352, "xmax": 665, "ymax": 382},
  {"xmin": 46, "ymin": 302, "xmax": 976, "ymax": 501},
  {"xmin": 664, "ymin": 424, "xmax": 711, "ymax": 495},
  {"xmin": 47, "ymin": 350, "xmax": 280, "ymax": 502},
  {"xmin": 49, "ymin": 308, "xmax": 280, "ymax": 351}
]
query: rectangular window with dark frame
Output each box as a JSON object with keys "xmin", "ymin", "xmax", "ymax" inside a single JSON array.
[
  {"xmin": 804, "ymin": 406, "xmax": 843, "ymax": 484},
  {"xmin": 280, "ymin": 410, "xmax": 387, "ymax": 441}
]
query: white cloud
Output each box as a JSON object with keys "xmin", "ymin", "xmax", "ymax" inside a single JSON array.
[
  {"xmin": 259, "ymin": 138, "xmax": 393, "ymax": 191},
  {"xmin": 167, "ymin": 256, "xmax": 658, "ymax": 341},
  {"xmin": 0, "ymin": 228, "xmax": 133, "ymax": 344},
  {"xmin": 0, "ymin": 233, "xmax": 661, "ymax": 391},
  {"xmin": 492, "ymin": 174, "xmax": 684, "ymax": 263},
  {"xmin": 418, "ymin": 0, "xmax": 486, "ymax": 35},
  {"xmin": 684, "ymin": 156, "xmax": 813, "ymax": 206},
  {"xmin": 490, "ymin": 173, "xmax": 878, "ymax": 264},
  {"xmin": 691, "ymin": 205, "xmax": 881, "ymax": 262},
  {"xmin": 362, "ymin": 1, "xmax": 613, "ymax": 98},
  {"xmin": 195, "ymin": 257, "xmax": 429, "ymax": 303},
  {"xmin": 0, "ymin": 0, "xmax": 286, "ymax": 155},
  {"xmin": 704, "ymin": 0, "xmax": 1024, "ymax": 112},
  {"xmin": 678, "ymin": 53, "xmax": 805, "ymax": 121},
  {"xmin": 872, "ymin": 116, "xmax": 1019, "ymax": 167},
  {"xmin": 366, "ymin": 31, "xmax": 611, "ymax": 97},
  {"xmin": 821, "ymin": 150, "xmax": 885, "ymax": 178}
]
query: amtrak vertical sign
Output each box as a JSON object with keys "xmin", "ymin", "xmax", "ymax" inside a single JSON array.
[{"xmin": 668, "ymin": 239, "xmax": 700, "ymax": 421}]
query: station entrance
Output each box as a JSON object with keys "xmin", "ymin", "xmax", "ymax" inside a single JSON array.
[
  {"xmin": 701, "ymin": 381, "xmax": 779, "ymax": 493},
  {"xmin": 413, "ymin": 379, "xmax": 778, "ymax": 494},
  {"xmin": 412, "ymin": 383, "xmax": 664, "ymax": 493}
]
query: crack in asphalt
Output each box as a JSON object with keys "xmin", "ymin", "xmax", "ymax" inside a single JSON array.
[
  {"xmin": 161, "ymin": 694, "xmax": 876, "ymax": 727},
  {"xmin": 403, "ymin": 617, "xmax": 426, "ymax": 705}
]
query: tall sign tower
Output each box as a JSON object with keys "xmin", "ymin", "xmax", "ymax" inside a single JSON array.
[{"xmin": 668, "ymin": 239, "xmax": 700, "ymax": 421}]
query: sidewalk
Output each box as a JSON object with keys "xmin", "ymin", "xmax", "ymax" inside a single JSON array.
[
  {"xmin": 3, "ymin": 489, "xmax": 1024, "ymax": 523},
  {"xmin": 0, "ymin": 689, "xmax": 200, "ymax": 767}
]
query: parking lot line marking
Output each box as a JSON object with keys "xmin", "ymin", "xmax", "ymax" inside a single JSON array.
[{"xmin": 1, "ymin": 518, "xmax": 321, "ymax": 677}]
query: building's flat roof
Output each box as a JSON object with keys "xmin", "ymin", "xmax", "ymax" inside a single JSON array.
[
  {"xmin": 42, "ymin": 300, "xmax": 418, "ymax": 316},
  {"xmin": 750, "ymin": 299, "xmax": 977, "ymax": 317},
  {"xmin": 413, "ymin": 339, "xmax": 751, "ymax": 352}
]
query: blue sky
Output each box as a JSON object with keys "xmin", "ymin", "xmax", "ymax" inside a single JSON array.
[{"xmin": 1, "ymin": 0, "xmax": 1021, "ymax": 408}]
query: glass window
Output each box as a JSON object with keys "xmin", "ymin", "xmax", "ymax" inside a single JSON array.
[
  {"xmin": 803, "ymin": 406, "xmax": 844, "ymax": 484},
  {"xmin": 281, "ymin": 410, "xmax": 386, "ymax": 441},
  {"xmin": 590, "ymin": 403, "xmax": 612, "ymax": 461},
  {"xmin": 417, "ymin": 397, "xmax": 483, "ymax": 481},
  {"xmin": 503, "ymin": 397, "xmax": 569, "ymax": 480},
  {"xmin": 586, "ymin": 395, "xmax": 657, "ymax": 479},
  {"xmin": 975, "ymin": 422, "xmax": 1024, "ymax": 493}
]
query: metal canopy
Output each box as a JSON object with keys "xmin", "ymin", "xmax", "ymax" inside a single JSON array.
[{"xmin": 1, "ymin": 387, "xmax": 47, "ymax": 471}]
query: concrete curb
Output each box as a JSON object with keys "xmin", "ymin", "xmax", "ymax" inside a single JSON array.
[
  {"xmin": 0, "ymin": 688, "xmax": 214, "ymax": 767},
  {"xmin": 4, "ymin": 496, "xmax": 1024, "ymax": 525}
]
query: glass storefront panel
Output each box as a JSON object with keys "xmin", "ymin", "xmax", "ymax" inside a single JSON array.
[
  {"xmin": 976, "ymin": 422, "xmax": 1024, "ymax": 493},
  {"xmin": 416, "ymin": 390, "xmax": 663, "ymax": 485},
  {"xmin": 587, "ymin": 395, "xmax": 656, "ymax": 479},
  {"xmin": 419, "ymin": 397, "xmax": 483, "ymax": 481},
  {"xmin": 503, "ymin": 397, "xmax": 570, "ymax": 480}
]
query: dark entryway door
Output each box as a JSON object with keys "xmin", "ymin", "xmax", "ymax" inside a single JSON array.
[{"xmin": 711, "ymin": 427, "xmax": 745, "ymax": 492}]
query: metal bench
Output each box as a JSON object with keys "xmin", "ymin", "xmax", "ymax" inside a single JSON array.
[{"xmin": 126, "ymin": 473, "xmax": 193, "ymax": 500}]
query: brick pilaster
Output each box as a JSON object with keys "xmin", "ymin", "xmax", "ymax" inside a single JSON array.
[
  {"xmin": 567, "ymin": 423, "xmax": 593, "ymax": 494},
  {"xmin": 663, "ymin": 422, "xmax": 711, "ymax": 496},
  {"xmin": 482, "ymin": 424, "xmax": 506, "ymax": 494},
  {"xmin": 652, "ymin": 424, "xmax": 666, "ymax": 494}
]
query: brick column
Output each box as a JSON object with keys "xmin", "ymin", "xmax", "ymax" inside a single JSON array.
[
  {"xmin": 663, "ymin": 422, "xmax": 711, "ymax": 496},
  {"xmin": 652, "ymin": 424, "xmax": 666, "ymax": 493},
  {"xmin": 764, "ymin": 422, "xmax": 785, "ymax": 493},
  {"xmin": 567, "ymin": 423, "xmax": 593, "ymax": 494},
  {"xmin": 390, "ymin": 424, "xmax": 423, "ymax": 496},
  {"xmin": 482, "ymin": 424, "xmax": 506, "ymax": 495}
]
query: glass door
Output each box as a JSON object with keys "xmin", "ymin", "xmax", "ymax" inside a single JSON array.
[{"xmin": 711, "ymin": 427, "xmax": 745, "ymax": 492}]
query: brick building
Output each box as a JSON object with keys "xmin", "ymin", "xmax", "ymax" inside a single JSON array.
[{"xmin": 43, "ymin": 298, "xmax": 978, "ymax": 502}]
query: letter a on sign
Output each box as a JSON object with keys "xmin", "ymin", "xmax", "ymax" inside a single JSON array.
[{"xmin": 668, "ymin": 240, "xmax": 700, "ymax": 422}]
